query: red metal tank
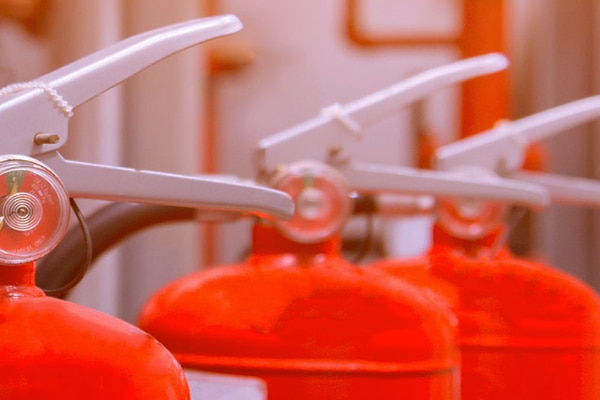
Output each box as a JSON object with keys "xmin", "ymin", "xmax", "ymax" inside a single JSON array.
[
  {"xmin": 0, "ymin": 262, "xmax": 190, "ymax": 399},
  {"xmin": 371, "ymin": 221, "xmax": 600, "ymax": 399},
  {"xmin": 138, "ymin": 222, "xmax": 460, "ymax": 400}
]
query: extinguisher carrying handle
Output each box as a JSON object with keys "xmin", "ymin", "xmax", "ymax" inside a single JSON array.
[
  {"xmin": 257, "ymin": 53, "xmax": 549, "ymax": 209},
  {"xmin": 257, "ymin": 53, "xmax": 509, "ymax": 172},
  {"xmin": 0, "ymin": 15, "xmax": 293, "ymax": 221},
  {"xmin": 435, "ymin": 95, "xmax": 600, "ymax": 207}
]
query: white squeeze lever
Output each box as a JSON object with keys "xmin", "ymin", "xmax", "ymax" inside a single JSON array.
[
  {"xmin": 0, "ymin": 15, "xmax": 293, "ymax": 221},
  {"xmin": 435, "ymin": 95, "xmax": 600, "ymax": 207},
  {"xmin": 257, "ymin": 54, "xmax": 549, "ymax": 243}
]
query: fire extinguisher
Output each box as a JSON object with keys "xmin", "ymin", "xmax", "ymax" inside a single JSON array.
[
  {"xmin": 140, "ymin": 160, "xmax": 461, "ymax": 400},
  {"xmin": 0, "ymin": 155, "xmax": 193, "ymax": 399},
  {"xmin": 0, "ymin": 15, "xmax": 297, "ymax": 399},
  {"xmin": 371, "ymin": 95, "xmax": 600, "ymax": 400},
  {"xmin": 137, "ymin": 54, "xmax": 550, "ymax": 399}
]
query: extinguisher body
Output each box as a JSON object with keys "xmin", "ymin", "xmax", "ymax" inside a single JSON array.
[
  {"xmin": 139, "ymin": 223, "xmax": 460, "ymax": 400},
  {"xmin": 0, "ymin": 263, "xmax": 190, "ymax": 400},
  {"xmin": 371, "ymin": 223, "xmax": 600, "ymax": 399}
]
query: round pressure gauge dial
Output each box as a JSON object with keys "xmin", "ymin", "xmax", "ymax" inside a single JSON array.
[
  {"xmin": 0, "ymin": 156, "xmax": 70, "ymax": 264},
  {"xmin": 270, "ymin": 161, "xmax": 352, "ymax": 243},
  {"xmin": 435, "ymin": 166, "xmax": 509, "ymax": 240},
  {"xmin": 437, "ymin": 197, "xmax": 506, "ymax": 240}
]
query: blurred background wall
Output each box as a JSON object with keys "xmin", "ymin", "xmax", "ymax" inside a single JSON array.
[{"xmin": 1, "ymin": 0, "xmax": 598, "ymax": 322}]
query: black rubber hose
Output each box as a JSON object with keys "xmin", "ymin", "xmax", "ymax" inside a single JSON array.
[
  {"xmin": 36, "ymin": 203, "xmax": 196, "ymax": 297},
  {"xmin": 35, "ymin": 196, "xmax": 379, "ymax": 297}
]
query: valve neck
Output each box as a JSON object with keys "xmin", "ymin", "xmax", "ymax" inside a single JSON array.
[
  {"xmin": 252, "ymin": 222, "xmax": 341, "ymax": 257},
  {"xmin": 0, "ymin": 262, "xmax": 45, "ymax": 298},
  {"xmin": 432, "ymin": 221, "xmax": 508, "ymax": 258}
]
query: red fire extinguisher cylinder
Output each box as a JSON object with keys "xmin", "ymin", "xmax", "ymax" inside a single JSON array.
[{"xmin": 139, "ymin": 161, "xmax": 461, "ymax": 399}]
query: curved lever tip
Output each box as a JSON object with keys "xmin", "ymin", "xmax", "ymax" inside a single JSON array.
[
  {"xmin": 435, "ymin": 94, "xmax": 600, "ymax": 174},
  {"xmin": 477, "ymin": 52, "xmax": 510, "ymax": 71},
  {"xmin": 40, "ymin": 14, "xmax": 244, "ymax": 109},
  {"xmin": 209, "ymin": 13, "xmax": 243, "ymax": 32}
]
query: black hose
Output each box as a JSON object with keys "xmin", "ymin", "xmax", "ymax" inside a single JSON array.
[
  {"xmin": 36, "ymin": 203, "xmax": 196, "ymax": 297},
  {"xmin": 42, "ymin": 198, "xmax": 94, "ymax": 298},
  {"xmin": 36, "ymin": 195, "xmax": 383, "ymax": 298}
]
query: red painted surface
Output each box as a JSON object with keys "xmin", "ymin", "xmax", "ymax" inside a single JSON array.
[
  {"xmin": 371, "ymin": 223, "xmax": 600, "ymax": 399},
  {"xmin": 0, "ymin": 262, "xmax": 190, "ymax": 399},
  {"xmin": 139, "ymin": 223, "xmax": 460, "ymax": 399}
]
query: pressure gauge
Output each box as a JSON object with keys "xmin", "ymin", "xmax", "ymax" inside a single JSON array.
[
  {"xmin": 435, "ymin": 166, "xmax": 509, "ymax": 240},
  {"xmin": 270, "ymin": 161, "xmax": 352, "ymax": 243},
  {"xmin": 437, "ymin": 197, "xmax": 506, "ymax": 240},
  {"xmin": 0, "ymin": 156, "xmax": 70, "ymax": 264}
]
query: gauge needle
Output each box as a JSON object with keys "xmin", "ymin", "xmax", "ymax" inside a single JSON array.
[
  {"xmin": 8, "ymin": 173, "xmax": 21, "ymax": 195},
  {"xmin": 0, "ymin": 172, "xmax": 23, "ymax": 231},
  {"xmin": 302, "ymin": 174, "xmax": 314, "ymax": 188}
]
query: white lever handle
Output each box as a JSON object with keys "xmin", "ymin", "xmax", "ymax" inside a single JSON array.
[
  {"xmin": 0, "ymin": 15, "xmax": 242, "ymax": 157},
  {"xmin": 40, "ymin": 16, "xmax": 241, "ymax": 110},
  {"xmin": 513, "ymin": 170, "xmax": 600, "ymax": 208},
  {"xmin": 258, "ymin": 53, "xmax": 508, "ymax": 172},
  {"xmin": 435, "ymin": 95, "xmax": 600, "ymax": 173},
  {"xmin": 435, "ymin": 95, "xmax": 600, "ymax": 210},
  {"xmin": 343, "ymin": 162, "xmax": 549, "ymax": 209}
]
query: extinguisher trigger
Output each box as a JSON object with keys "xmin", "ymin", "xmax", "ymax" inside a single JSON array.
[
  {"xmin": 37, "ymin": 153, "xmax": 294, "ymax": 221},
  {"xmin": 341, "ymin": 162, "xmax": 549, "ymax": 210}
]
